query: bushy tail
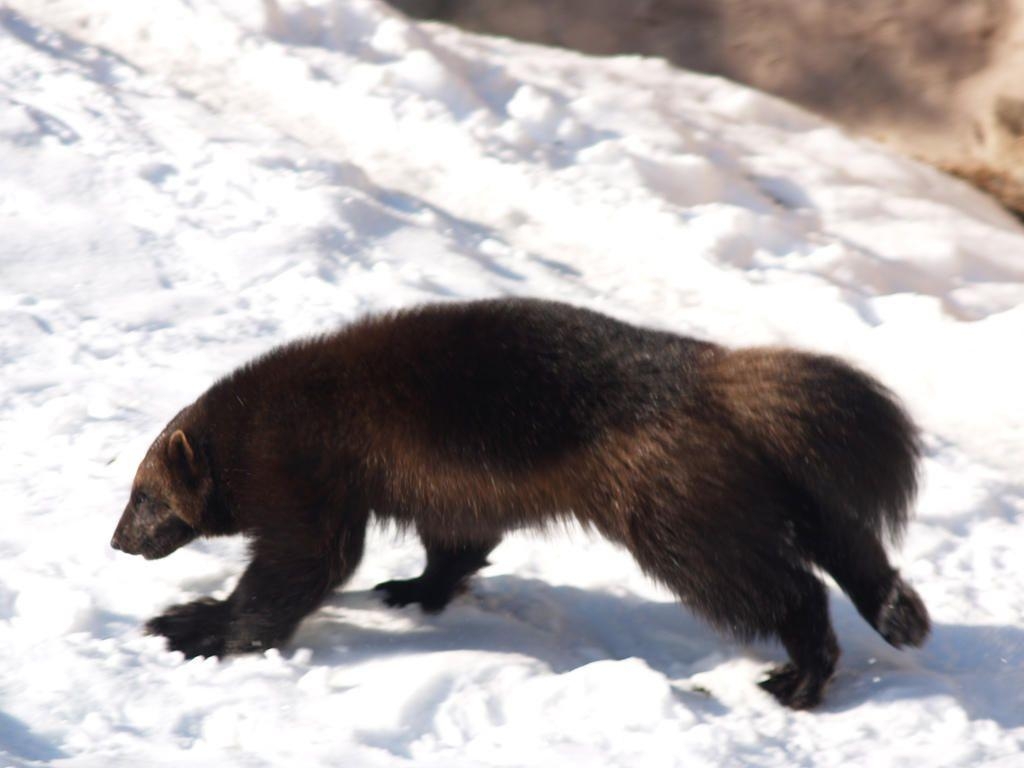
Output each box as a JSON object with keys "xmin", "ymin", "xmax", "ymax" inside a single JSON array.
[
  {"xmin": 709, "ymin": 347, "xmax": 921, "ymax": 543},
  {"xmin": 708, "ymin": 347, "xmax": 929, "ymax": 647}
]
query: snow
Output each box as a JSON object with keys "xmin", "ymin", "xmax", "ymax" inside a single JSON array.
[{"xmin": 1, "ymin": 0, "xmax": 1023, "ymax": 765}]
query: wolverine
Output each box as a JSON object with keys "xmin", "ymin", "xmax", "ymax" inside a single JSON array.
[{"xmin": 111, "ymin": 298, "xmax": 929, "ymax": 709}]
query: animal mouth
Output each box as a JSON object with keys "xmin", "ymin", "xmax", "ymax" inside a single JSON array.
[{"xmin": 110, "ymin": 518, "xmax": 198, "ymax": 559}]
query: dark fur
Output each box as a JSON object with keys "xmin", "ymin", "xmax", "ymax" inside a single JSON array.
[{"xmin": 112, "ymin": 298, "xmax": 930, "ymax": 708}]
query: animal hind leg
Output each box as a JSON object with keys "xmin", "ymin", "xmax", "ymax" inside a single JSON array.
[
  {"xmin": 375, "ymin": 535, "xmax": 501, "ymax": 613},
  {"xmin": 758, "ymin": 569, "xmax": 840, "ymax": 710},
  {"xmin": 626, "ymin": 509, "xmax": 839, "ymax": 709},
  {"xmin": 805, "ymin": 524, "xmax": 930, "ymax": 648}
]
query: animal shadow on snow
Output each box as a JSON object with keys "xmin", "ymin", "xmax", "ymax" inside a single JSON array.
[
  {"xmin": 0, "ymin": 711, "xmax": 66, "ymax": 763},
  {"xmin": 296, "ymin": 575, "xmax": 1024, "ymax": 724}
]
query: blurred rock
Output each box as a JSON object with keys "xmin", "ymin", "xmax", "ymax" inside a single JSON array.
[{"xmin": 389, "ymin": 0, "xmax": 1024, "ymax": 219}]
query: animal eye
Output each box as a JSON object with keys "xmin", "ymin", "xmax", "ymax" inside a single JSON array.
[{"xmin": 134, "ymin": 491, "xmax": 149, "ymax": 504}]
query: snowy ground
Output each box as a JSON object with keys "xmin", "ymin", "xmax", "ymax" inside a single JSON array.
[{"xmin": 2, "ymin": 1, "xmax": 1023, "ymax": 765}]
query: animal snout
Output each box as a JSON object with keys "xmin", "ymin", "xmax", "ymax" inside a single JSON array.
[{"xmin": 110, "ymin": 521, "xmax": 138, "ymax": 554}]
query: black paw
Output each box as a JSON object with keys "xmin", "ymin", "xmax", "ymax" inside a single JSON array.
[
  {"xmin": 758, "ymin": 664, "xmax": 829, "ymax": 710},
  {"xmin": 145, "ymin": 598, "xmax": 230, "ymax": 659},
  {"xmin": 877, "ymin": 579, "xmax": 931, "ymax": 648},
  {"xmin": 374, "ymin": 577, "xmax": 458, "ymax": 614}
]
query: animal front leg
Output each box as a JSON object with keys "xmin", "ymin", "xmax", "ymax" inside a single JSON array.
[
  {"xmin": 226, "ymin": 521, "xmax": 366, "ymax": 655},
  {"xmin": 147, "ymin": 520, "xmax": 366, "ymax": 658},
  {"xmin": 221, "ymin": 556, "xmax": 336, "ymax": 654},
  {"xmin": 146, "ymin": 597, "xmax": 231, "ymax": 658},
  {"xmin": 375, "ymin": 535, "xmax": 500, "ymax": 613},
  {"xmin": 145, "ymin": 558, "xmax": 338, "ymax": 658}
]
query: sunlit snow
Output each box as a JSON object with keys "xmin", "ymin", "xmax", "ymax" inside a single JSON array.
[{"xmin": 2, "ymin": 1, "xmax": 1023, "ymax": 765}]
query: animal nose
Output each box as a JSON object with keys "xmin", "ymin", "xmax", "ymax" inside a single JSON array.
[{"xmin": 110, "ymin": 534, "xmax": 123, "ymax": 551}]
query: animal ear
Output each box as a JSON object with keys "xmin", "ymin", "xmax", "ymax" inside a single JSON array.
[{"xmin": 167, "ymin": 429, "xmax": 202, "ymax": 482}]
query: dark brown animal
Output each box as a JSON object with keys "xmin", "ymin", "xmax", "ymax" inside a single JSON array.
[{"xmin": 111, "ymin": 298, "xmax": 929, "ymax": 708}]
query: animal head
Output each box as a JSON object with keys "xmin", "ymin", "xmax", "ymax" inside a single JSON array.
[{"xmin": 111, "ymin": 429, "xmax": 210, "ymax": 559}]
